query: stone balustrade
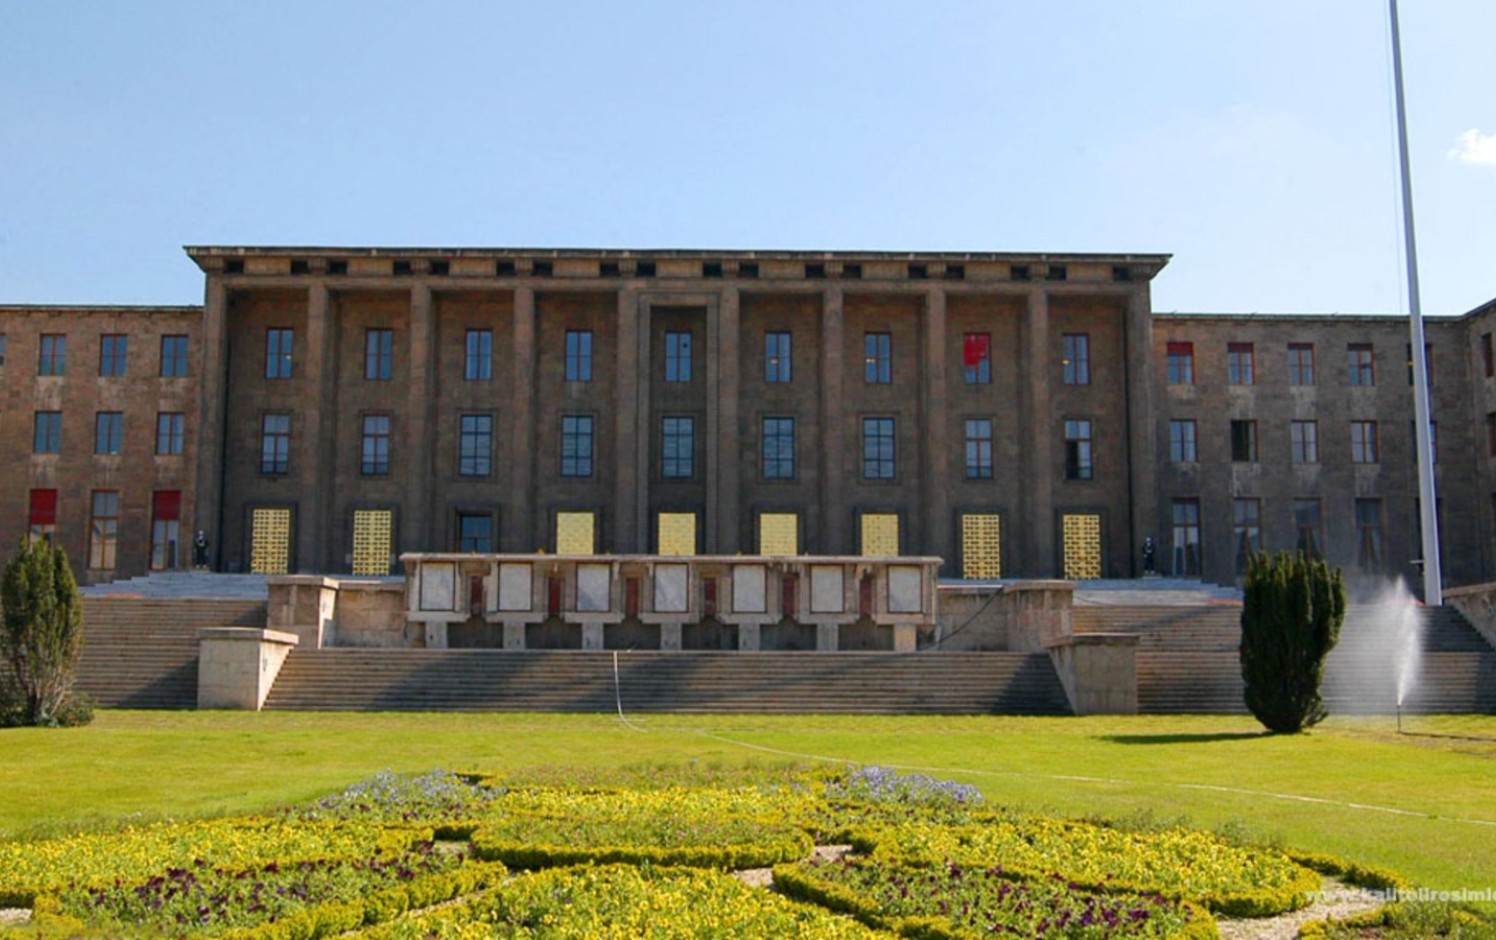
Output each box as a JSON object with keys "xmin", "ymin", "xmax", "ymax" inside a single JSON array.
[{"xmin": 400, "ymin": 553, "xmax": 941, "ymax": 652}]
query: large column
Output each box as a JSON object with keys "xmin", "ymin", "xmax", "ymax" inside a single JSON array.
[
  {"xmin": 1020, "ymin": 288, "xmax": 1055, "ymax": 576},
  {"xmin": 507, "ymin": 287, "xmax": 537, "ymax": 550},
  {"xmin": 1124, "ymin": 285, "xmax": 1157, "ymax": 576},
  {"xmin": 614, "ymin": 289, "xmax": 646, "ymax": 552},
  {"xmin": 920, "ymin": 288, "xmax": 950, "ymax": 567},
  {"xmin": 193, "ymin": 276, "xmax": 230, "ymax": 569},
  {"xmin": 403, "ymin": 284, "xmax": 436, "ymax": 552},
  {"xmin": 300, "ymin": 283, "xmax": 337, "ymax": 572},
  {"xmin": 709, "ymin": 287, "xmax": 741, "ymax": 552},
  {"xmin": 819, "ymin": 287, "xmax": 847, "ymax": 553}
]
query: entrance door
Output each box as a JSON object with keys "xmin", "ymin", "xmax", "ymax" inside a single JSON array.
[
  {"xmin": 250, "ymin": 507, "xmax": 293, "ymax": 574},
  {"xmin": 1060, "ymin": 513, "xmax": 1102, "ymax": 579}
]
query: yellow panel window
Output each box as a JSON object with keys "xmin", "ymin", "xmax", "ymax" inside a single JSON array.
[
  {"xmin": 249, "ymin": 507, "xmax": 292, "ymax": 575},
  {"xmin": 961, "ymin": 513, "xmax": 1002, "ymax": 579},
  {"xmin": 351, "ymin": 509, "xmax": 394, "ymax": 575},
  {"xmin": 860, "ymin": 513, "xmax": 900, "ymax": 557},
  {"xmin": 758, "ymin": 512, "xmax": 799, "ymax": 556},
  {"xmin": 657, "ymin": 512, "xmax": 697, "ymax": 556},
  {"xmin": 556, "ymin": 511, "xmax": 596, "ymax": 555},
  {"xmin": 1062, "ymin": 513, "xmax": 1102, "ymax": 579}
]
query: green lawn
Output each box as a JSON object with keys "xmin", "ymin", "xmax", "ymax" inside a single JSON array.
[{"xmin": 3, "ymin": 710, "xmax": 1493, "ymax": 900}]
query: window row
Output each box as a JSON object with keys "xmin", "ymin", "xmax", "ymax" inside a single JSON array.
[
  {"xmin": 27, "ymin": 488, "xmax": 182, "ymax": 571},
  {"xmin": 1169, "ymin": 496, "xmax": 1394, "ymax": 577},
  {"xmin": 31, "ymin": 411, "xmax": 187, "ymax": 455},
  {"xmin": 1168, "ymin": 418, "xmax": 1435, "ymax": 465},
  {"xmin": 5, "ymin": 334, "xmax": 191, "ymax": 377},
  {"xmin": 1169, "ymin": 341, "xmax": 1433, "ymax": 387}
]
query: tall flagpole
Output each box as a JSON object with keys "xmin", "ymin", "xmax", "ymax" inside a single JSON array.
[{"xmin": 1388, "ymin": 0, "xmax": 1442, "ymax": 603}]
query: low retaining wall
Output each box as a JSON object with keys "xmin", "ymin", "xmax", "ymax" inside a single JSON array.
[
  {"xmin": 934, "ymin": 581, "xmax": 1073, "ymax": 651},
  {"xmin": 1045, "ymin": 632, "xmax": 1139, "ymax": 715},
  {"xmin": 1442, "ymin": 583, "xmax": 1496, "ymax": 650},
  {"xmin": 197, "ymin": 628, "xmax": 298, "ymax": 710}
]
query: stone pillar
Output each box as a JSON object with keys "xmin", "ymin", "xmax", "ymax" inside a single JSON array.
[
  {"xmin": 508, "ymin": 288, "xmax": 537, "ymax": 550},
  {"xmin": 660, "ymin": 623, "xmax": 683, "ymax": 651},
  {"xmin": 709, "ymin": 286, "xmax": 742, "ymax": 552},
  {"xmin": 194, "ymin": 276, "xmax": 230, "ymax": 569},
  {"xmin": 737, "ymin": 622, "xmax": 761, "ymax": 651},
  {"xmin": 1021, "ymin": 288, "xmax": 1055, "ymax": 576},
  {"xmin": 301, "ymin": 283, "xmax": 338, "ymax": 573},
  {"xmin": 816, "ymin": 623, "xmax": 840, "ymax": 652},
  {"xmin": 581, "ymin": 622, "xmax": 605, "ymax": 650},
  {"xmin": 502, "ymin": 622, "xmax": 526, "ymax": 650},
  {"xmin": 819, "ymin": 287, "xmax": 846, "ymax": 553},
  {"xmin": 1124, "ymin": 286, "xmax": 1157, "ymax": 577},
  {"xmin": 615, "ymin": 289, "xmax": 646, "ymax": 552},
  {"xmin": 404, "ymin": 285, "xmax": 436, "ymax": 553},
  {"xmin": 197, "ymin": 628, "xmax": 299, "ymax": 710},
  {"xmin": 920, "ymin": 288, "xmax": 950, "ymax": 568}
]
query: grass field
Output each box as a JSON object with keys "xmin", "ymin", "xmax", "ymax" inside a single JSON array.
[{"xmin": 2, "ymin": 710, "xmax": 1493, "ymax": 902}]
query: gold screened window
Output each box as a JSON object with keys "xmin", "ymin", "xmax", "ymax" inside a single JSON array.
[
  {"xmin": 758, "ymin": 512, "xmax": 799, "ymax": 556},
  {"xmin": 351, "ymin": 509, "xmax": 393, "ymax": 575},
  {"xmin": 1061, "ymin": 513, "xmax": 1102, "ymax": 579},
  {"xmin": 657, "ymin": 512, "xmax": 697, "ymax": 556},
  {"xmin": 961, "ymin": 513, "xmax": 1002, "ymax": 579},
  {"xmin": 250, "ymin": 507, "xmax": 292, "ymax": 575},
  {"xmin": 860, "ymin": 513, "xmax": 900, "ymax": 557},
  {"xmin": 556, "ymin": 511, "xmax": 596, "ymax": 554}
]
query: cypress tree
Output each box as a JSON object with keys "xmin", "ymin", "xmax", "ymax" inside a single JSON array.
[
  {"xmin": 1239, "ymin": 550, "xmax": 1346, "ymax": 733},
  {"xmin": 1, "ymin": 538, "xmax": 85, "ymax": 726}
]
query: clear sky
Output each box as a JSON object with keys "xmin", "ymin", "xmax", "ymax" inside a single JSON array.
[{"xmin": 3, "ymin": 1, "xmax": 1493, "ymax": 315}]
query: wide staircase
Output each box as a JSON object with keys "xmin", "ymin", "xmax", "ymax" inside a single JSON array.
[
  {"xmin": 262, "ymin": 650, "xmax": 1071, "ymax": 715},
  {"xmin": 1077, "ymin": 603, "xmax": 1496, "ymax": 714},
  {"xmin": 76, "ymin": 597, "xmax": 268, "ymax": 708}
]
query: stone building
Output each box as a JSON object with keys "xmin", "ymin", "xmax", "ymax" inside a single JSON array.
[{"xmin": 2, "ymin": 247, "xmax": 1492, "ymax": 593}]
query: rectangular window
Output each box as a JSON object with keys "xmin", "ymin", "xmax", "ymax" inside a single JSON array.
[
  {"xmin": 1227, "ymin": 342, "xmax": 1255, "ymax": 385},
  {"xmin": 565, "ymin": 330, "xmax": 592, "ymax": 382},
  {"xmin": 150, "ymin": 490, "xmax": 181, "ymax": 570},
  {"xmin": 456, "ymin": 512, "xmax": 494, "ymax": 553},
  {"xmin": 861, "ymin": 416, "xmax": 896, "ymax": 479},
  {"xmin": 762, "ymin": 416, "xmax": 796, "ymax": 480},
  {"xmin": 1062, "ymin": 333, "xmax": 1090, "ymax": 385},
  {"xmin": 664, "ymin": 331, "xmax": 693, "ymax": 383},
  {"xmin": 33, "ymin": 411, "xmax": 61, "ymax": 454},
  {"xmin": 39, "ymin": 334, "xmax": 66, "ymax": 376},
  {"xmin": 160, "ymin": 335, "xmax": 189, "ymax": 377},
  {"xmin": 0, "ymin": 334, "xmax": 7, "ymax": 367},
  {"xmin": 266, "ymin": 328, "xmax": 294, "ymax": 379},
  {"xmin": 1484, "ymin": 333, "xmax": 1494, "ymax": 378},
  {"xmin": 1064, "ymin": 419, "xmax": 1093, "ymax": 480},
  {"xmin": 465, "ymin": 330, "xmax": 492, "ymax": 381},
  {"xmin": 364, "ymin": 328, "xmax": 393, "ymax": 380},
  {"xmin": 458, "ymin": 414, "xmax": 492, "ymax": 477},
  {"xmin": 1489, "ymin": 413, "xmax": 1496, "ymax": 457},
  {"xmin": 1168, "ymin": 419, "xmax": 1197, "ymax": 462},
  {"xmin": 1355, "ymin": 498, "xmax": 1383, "ymax": 569},
  {"xmin": 89, "ymin": 490, "xmax": 120, "ymax": 570},
  {"xmin": 1230, "ymin": 420, "xmax": 1258, "ymax": 462},
  {"xmin": 1406, "ymin": 343, "xmax": 1432, "ymax": 385},
  {"xmin": 964, "ymin": 419, "xmax": 994, "ymax": 479},
  {"xmin": 156, "ymin": 412, "xmax": 184, "ymax": 455},
  {"xmin": 661, "ymin": 416, "xmax": 695, "ymax": 479},
  {"xmin": 361, "ymin": 414, "xmax": 391, "ymax": 475},
  {"xmin": 1294, "ymin": 499, "xmax": 1322, "ymax": 558},
  {"xmin": 1290, "ymin": 420, "xmax": 1318, "ymax": 464},
  {"xmin": 864, "ymin": 332, "xmax": 891, "ymax": 384},
  {"xmin": 1171, "ymin": 499, "xmax": 1201, "ymax": 576},
  {"xmin": 1350, "ymin": 420, "xmax": 1379, "ymax": 463},
  {"xmin": 758, "ymin": 512, "xmax": 800, "ymax": 555},
  {"xmin": 1166, "ymin": 341, "xmax": 1194, "ymax": 384},
  {"xmin": 99, "ymin": 334, "xmax": 128, "ymax": 376},
  {"xmin": 1233, "ymin": 498, "xmax": 1261, "ymax": 574},
  {"xmin": 94, "ymin": 411, "xmax": 123, "ymax": 455},
  {"xmin": 261, "ymin": 414, "xmax": 291, "ymax": 475},
  {"xmin": 1288, "ymin": 343, "xmax": 1315, "ymax": 385},
  {"xmin": 765, "ymin": 331, "xmax": 792, "ymax": 383},
  {"xmin": 1347, "ymin": 343, "xmax": 1375, "ymax": 386},
  {"xmin": 29, "ymin": 489, "xmax": 58, "ymax": 541},
  {"xmin": 561, "ymin": 414, "xmax": 594, "ymax": 477},
  {"xmin": 963, "ymin": 333, "xmax": 991, "ymax": 384}
]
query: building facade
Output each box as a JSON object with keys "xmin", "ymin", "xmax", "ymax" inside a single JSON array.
[{"xmin": 3, "ymin": 247, "xmax": 1493, "ymax": 593}]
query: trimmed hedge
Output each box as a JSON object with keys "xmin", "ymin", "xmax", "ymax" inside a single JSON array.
[{"xmin": 471, "ymin": 831, "xmax": 812, "ymax": 871}]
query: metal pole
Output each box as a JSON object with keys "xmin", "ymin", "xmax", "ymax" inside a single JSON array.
[{"xmin": 1389, "ymin": 0, "xmax": 1442, "ymax": 604}]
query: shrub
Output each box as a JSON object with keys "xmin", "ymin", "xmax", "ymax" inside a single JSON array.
[
  {"xmin": 0, "ymin": 537, "xmax": 88, "ymax": 727},
  {"xmin": 1239, "ymin": 551, "xmax": 1345, "ymax": 734}
]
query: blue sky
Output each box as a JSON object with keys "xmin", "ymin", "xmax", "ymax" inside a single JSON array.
[{"xmin": 3, "ymin": 1, "xmax": 1493, "ymax": 315}]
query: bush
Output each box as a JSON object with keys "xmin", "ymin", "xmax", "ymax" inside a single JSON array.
[
  {"xmin": 0, "ymin": 537, "xmax": 88, "ymax": 727},
  {"xmin": 1239, "ymin": 551, "xmax": 1345, "ymax": 734}
]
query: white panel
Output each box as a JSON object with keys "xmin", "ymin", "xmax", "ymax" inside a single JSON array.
[
  {"xmin": 418, "ymin": 562, "xmax": 456, "ymax": 612},
  {"xmin": 576, "ymin": 564, "xmax": 612, "ymax": 612},
  {"xmin": 732, "ymin": 565, "xmax": 767, "ymax": 614},
  {"xmin": 810, "ymin": 565, "xmax": 844, "ymax": 613},
  {"xmin": 498, "ymin": 563, "xmax": 533, "ymax": 612},
  {"xmin": 654, "ymin": 564, "xmax": 689, "ymax": 613},
  {"xmin": 888, "ymin": 565, "xmax": 923, "ymax": 614}
]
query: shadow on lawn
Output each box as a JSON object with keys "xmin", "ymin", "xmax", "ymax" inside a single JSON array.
[{"xmin": 1099, "ymin": 731, "xmax": 1270, "ymax": 745}]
